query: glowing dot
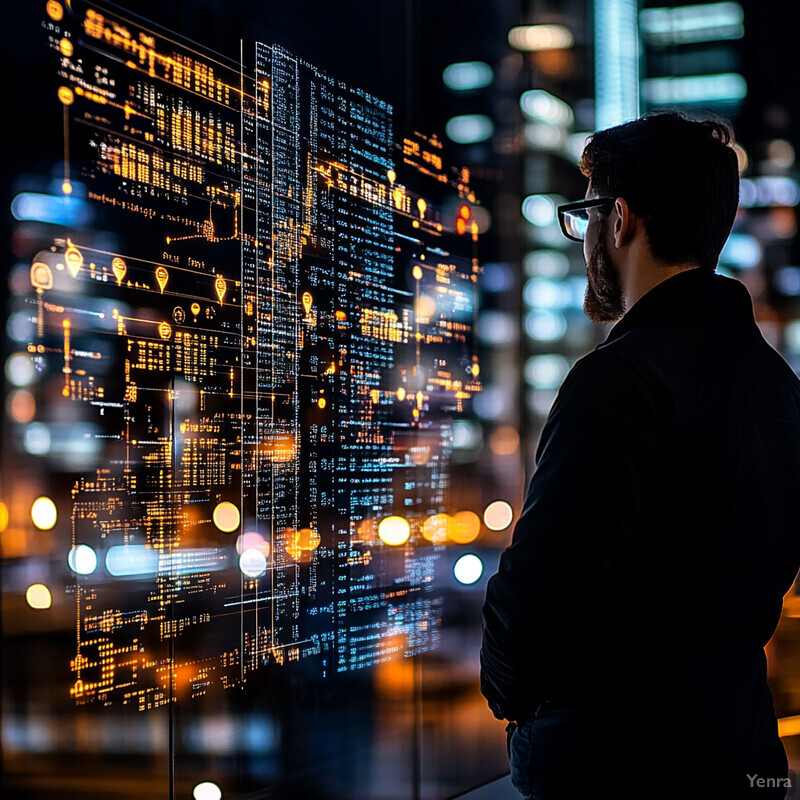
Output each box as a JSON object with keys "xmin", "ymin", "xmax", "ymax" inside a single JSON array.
[
  {"xmin": 58, "ymin": 86, "xmax": 74, "ymax": 105},
  {"xmin": 387, "ymin": 169, "xmax": 396, "ymax": 184},
  {"xmin": 62, "ymin": 181, "xmax": 72, "ymax": 195},
  {"xmin": 417, "ymin": 198, "xmax": 427, "ymax": 217},
  {"xmin": 68, "ymin": 544, "xmax": 98, "ymax": 575},
  {"xmin": 59, "ymin": 38, "xmax": 73, "ymax": 57},
  {"xmin": 412, "ymin": 265, "xmax": 423, "ymax": 280},
  {"xmin": 212, "ymin": 501, "xmax": 240, "ymax": 533},
  {"xmin": 484, "ymin": 500, "xmax": 514, "ymax": 531},
  {"xmin": 378, "ymin": 516, "xmax": 411, "ymax": 546},
  {"xmin": 193, "ymin": 782, "xmax": 222, "ymax": 800},
  {"xmin": 0, "ymin": 501, "xmax": 8, "ymax": 532},
  {"xmin": 236, "ymin": 532, "xmax": 269, "ymax": 556},
  {"xmin": 460, "ymin": 204, "xmax": 471, "ymax": 220},
  {"xmin": 239, "ymin": 548, "xmax": 267, "ymax": 578},
  {"xmin": 456, "ymin": 218, "xmax": 467, "ymax": 235},
  {"xmin": 396, "ymin": 387, "xmax": 406, "ymax": 402},
  {"xmin": 26, "ymin": 584, "xmax": 52, "ymax": 610},
  {"xmin": 416, "ymin": 391, "xmax": 424, "ymax": 408},
  {"xmin": 454, "ymin": 554, "xmax": 484, "ymax": 585},
  {"xmin": 422, "ymin": 513, "xmax": 449, "ymax": 544},
  {"xmin": 449, "ymin": 510, "xmax": 481, "ymax": 544},
  {"xmin": 31, "ymin": 497, "xmax": 57, "ymax": 530},
  {"xmin": 191, "ymin": 302, "xmax": 201, "ymax": 316},
  {"xmin": 318, "ymin": 397, "xmax": 327, "ymax": 409}
]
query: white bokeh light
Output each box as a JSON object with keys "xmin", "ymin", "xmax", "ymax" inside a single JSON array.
[
  {"xmin": 193, "ymin": 782, "xmax": 222, "ymax": 800},
  {"xmin": 68, "ymin": 544, "xmax": 98, "ymax": 575},
  {"xmin": 453, "ymin": 554, "xmax": 484, "ymax": 585},
  {"xmin": 239, "ymin": 548, "xmax": 267, "ymax": 578}
]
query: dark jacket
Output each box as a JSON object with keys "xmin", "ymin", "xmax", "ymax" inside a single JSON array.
[{"xmin": 481, "ymin": 269, "xmax": 800, "ymax": 784}]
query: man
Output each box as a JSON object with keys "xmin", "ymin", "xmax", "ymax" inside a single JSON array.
[{"xmin": 481, "ymin": 111, "xmax": 800, "ymax": 799}]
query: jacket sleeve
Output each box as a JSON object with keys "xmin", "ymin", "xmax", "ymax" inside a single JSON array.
[{"xmin": 480, "ymin": 349, "xmax": 663, "ymax": 721}]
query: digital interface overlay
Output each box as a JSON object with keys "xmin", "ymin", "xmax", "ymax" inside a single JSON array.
[{"xmin": 8, "ymin": 0, "xmax": 483, "ymax": 710}]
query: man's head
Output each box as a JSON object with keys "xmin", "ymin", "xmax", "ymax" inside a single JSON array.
[
  {"xmin": 575, "ymin": 111, "xmax": 740, "ymax": 322},
  {"xmin": 559, "ymin": 112, "xmax": 739, "ymax": 322}
]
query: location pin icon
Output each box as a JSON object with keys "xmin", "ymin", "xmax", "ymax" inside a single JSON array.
[
  {"xmin": 302, "ymin": 292, "xmax": 313, "ymax": 315},
  {"xmin": 215, "ymin": 275, "xmax": 226, "ymax": 305},
  {"xmin": 65, "ymin": 245, "xmax": 83, "ymax": 278},
  {"xmin": 156, "ymin": 266, "xmax": 168, "ymax": 293},
  {"xmin": 112, "ymin": 257, "xmax": 127, "ymax": 286}
]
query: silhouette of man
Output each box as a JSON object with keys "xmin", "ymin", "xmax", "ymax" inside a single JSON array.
[{"xmin": 480, "ymin": 111, "xmax": 800, "ymax": 800}]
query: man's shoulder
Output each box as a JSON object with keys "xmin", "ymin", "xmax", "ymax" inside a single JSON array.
[{"xmin": 556, "ymin": 343, "xmax": 661, "ymax": 409}]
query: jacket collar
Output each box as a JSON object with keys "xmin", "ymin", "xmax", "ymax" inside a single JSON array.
[{"xmin": 602, "ymin": 268, "xmax": 756, "ymax": 345}]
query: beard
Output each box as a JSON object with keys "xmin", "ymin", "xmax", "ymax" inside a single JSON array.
[{"xmin": 583, "ymin": 231, "xmax": 625, "ymax": 324}]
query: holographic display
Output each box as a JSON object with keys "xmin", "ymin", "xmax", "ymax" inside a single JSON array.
[{"xmin": 21, "ymin": 0, "xmax": 482, "ymax": 709}]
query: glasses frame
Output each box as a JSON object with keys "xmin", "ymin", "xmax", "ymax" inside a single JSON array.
[{"xmin": 557, "ymin": 198, "xmax": 615, "ymax": 242}]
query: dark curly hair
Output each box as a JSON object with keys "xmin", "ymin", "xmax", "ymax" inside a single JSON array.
[{"xmin": 580, "ymin": 111, "xmax": 739, "ymax": 271}]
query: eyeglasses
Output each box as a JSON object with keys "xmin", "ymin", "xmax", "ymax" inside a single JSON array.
[{"xmin": 557, "ymin": 198, "xmax": 615, "ymax": 242}]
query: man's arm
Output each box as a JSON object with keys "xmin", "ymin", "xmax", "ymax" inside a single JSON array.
[{"xmin": 480, "ymin": 349, "xmax": 664, "ymax": 721}]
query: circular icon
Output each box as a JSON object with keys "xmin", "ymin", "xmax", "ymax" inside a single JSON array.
[
  {"xmin": 172, "ymin": 307, "xmax": 186, "ymax": 324},
  {"xmin": 58, "ymin": 86, "xmax": 74, "ymax": 106}
]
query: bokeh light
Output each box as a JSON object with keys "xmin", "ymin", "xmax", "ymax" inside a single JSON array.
[
  {"xmin": 448, "ymin": 510, "xmax": 481, "ymax": 544},
  {"xmin": 68, "ymin": 544, "xmax": 98, "ymax": 575},
  {"xmin": 24, "ymin": 422, "xmax": 51, "ymax": 455},
  {"xmin": 5, "ymin": 353, "xmax": 36, "ymax": 387},
  {"xmin": 285, "ymin": 527, "xmax": 321, "ymax": 561},
  {"xmin": 483, "ymin": 500, "xmax": 514, "ymax": 532},
  {"xmin": 421, "ymin": 513, "xmax": 449, "ymax": 544},
  {"xmin": 9, "ymin": 389, "xmax": 36, "ymax": 423},
  {"xmin": 193, "ymin": 782, "xmax": 222, "ymax": 800},
  {"xmin": 31, "ymin": 496, "xmax": 57, "ymax": 530},
  {"xmin": 213, "ymin": 501, "xmax": 240, "ymax": 533},
  {"xmin": 239, "ymin": 548, "xmax": 267, "ymax": 578},
  {"xmin": 378, "ymin": 516, "xmax": 411, "ymax": 546},
  {"xmin": 453, "ymin": 553, "xmax": 484, "ymax": 585},
  {"xmin": 489, "ymin": 426, "xmax": 520, "ymax": 456},
  {"xmin": 445, "ymin": 114, "xmax": 494, "ymax": 144},
  {"xmin": 26, "ymin": 583, "xmax": 52, "ymax": 609},
  {"xmin": 236, "ymin": 531, "xmax": 269, "ymax": 556},
  {"xmin": 508, "ymin": 24, "xmax": 574, "ymax": 51},
  {"xmin": 442, "ymin": 61, "xmax": 493, "ymax": 91}
]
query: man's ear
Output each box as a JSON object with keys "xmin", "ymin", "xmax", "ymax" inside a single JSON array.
[{"xmin": 612, "ymin": 197, "xmax": 636, "ymax": 248}]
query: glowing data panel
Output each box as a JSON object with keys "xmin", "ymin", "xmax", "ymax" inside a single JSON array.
[{"xmin": 11, "ymin": 0, "xmax": 482, "ymax": 709}]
